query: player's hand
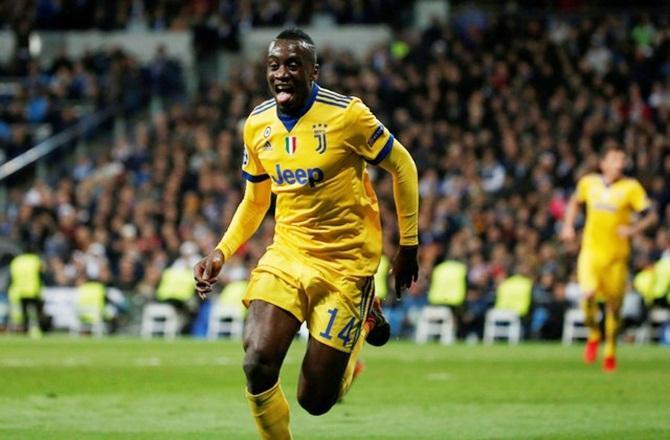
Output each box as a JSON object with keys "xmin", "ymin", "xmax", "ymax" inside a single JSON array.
[
  {"xmin": 391, "ymin": 245, "xmax": 419, "ymax": 299},
  {"xmin": 559, "ymin": 225, "xmax": 576, "ymax": 242},
  {"xmin": 193, "ymin": 249, "xmax": 225, "ymax": 300},
  {"xmin": 616, "ymin": 224, "xmax": 635, "ymax": 238},
  {"xmin": 582, "ymin": 290, "xmax": 597, "ymax": 301}
]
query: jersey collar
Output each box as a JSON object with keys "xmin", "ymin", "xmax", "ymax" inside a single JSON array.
[
  {"xmin": 601, "ymin": 174, "xmax": 622, "ymax": 188},
  {"xmin": 276, "ymin": 83, "xmax": 319, "ymax": 132}
]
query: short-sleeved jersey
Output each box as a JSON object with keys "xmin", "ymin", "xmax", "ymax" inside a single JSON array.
[
  {"xmin": 576, "ymin": 173, "xmax": 650, "ymax": 259},
  {"xmin": 241, "ymin": 84, "xmax": 395, "ymax": 276}
]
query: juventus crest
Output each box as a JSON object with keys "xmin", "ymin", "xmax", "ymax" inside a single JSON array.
[{"xmin": 313, "ymin": 123, "xmax": 327, "ymax": 154}]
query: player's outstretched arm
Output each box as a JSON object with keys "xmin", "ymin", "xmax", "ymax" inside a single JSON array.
[
  {"xmin": 193, "ymin": 179, "xmax": 272, "ymax": 299},
  {"xmin": 378, "ymin": 141, "xmax": 419, "ymax": 298},
  {"xmin": 560, "ymin": 194, "xmax": 582, "ymax": 242}
]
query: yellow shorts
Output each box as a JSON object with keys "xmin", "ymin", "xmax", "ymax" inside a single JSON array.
[
  {"xmin": 243, "ymin": 246, "xmax": 375, "ymax": 353},
  {"xmin": 577, "ymin": 250, "xmax": 627, "ymax": 299}
]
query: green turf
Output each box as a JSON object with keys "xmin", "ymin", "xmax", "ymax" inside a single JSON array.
[{"xmin": 0, "ymin": 336, "xmax": 669, "ymax": 439}]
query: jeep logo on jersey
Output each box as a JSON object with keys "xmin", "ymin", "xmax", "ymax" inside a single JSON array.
[{"xmin": 272, "ymin": 164, "xmax": 324, "ymax": 187}]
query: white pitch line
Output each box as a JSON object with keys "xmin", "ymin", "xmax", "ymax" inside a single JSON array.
[
  {"xmin": 426, "ymin": 372, "xmax": 451, "ymax": 381},
  {"xmin": 0, "ymin": 358, "xmax": 38, "ymax": 367},
  {"xmin": 134, "ymin": 357, "xmax": 162, "ymax": 366}
]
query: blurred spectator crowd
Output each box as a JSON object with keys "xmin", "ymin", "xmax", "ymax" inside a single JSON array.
[
  {"xmin": 1, "ymin": 0, "xmax": 411, "ymax": 32},
  {"xmin": 3, "ymin": 9, "xmax": 670, "ymax": 338},
  {"xmin": 0, "ymin": 45, "xmax": 185, "ymax": 165}
]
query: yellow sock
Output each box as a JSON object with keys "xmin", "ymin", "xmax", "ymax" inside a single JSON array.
[
  {"xmin": 583, "ymin": 298, "xmax": 601, "ymax": 342},
  {"xmin": 246, "ymin": 380, "xmax": 292, "ymax": 440},
  {"xmin": 603, "ymin": 308, "xmax": 620, "ymax": 359},
  {"xmin": 338, "ymin": 320, "xmax": 371, "ymax": 400}
]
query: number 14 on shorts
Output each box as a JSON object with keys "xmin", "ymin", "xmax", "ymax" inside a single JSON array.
[{"xmin": 319, "ymin": 308, "xmax": 358, "ymax": 348}]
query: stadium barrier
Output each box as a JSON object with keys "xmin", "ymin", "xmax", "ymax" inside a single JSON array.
[{"xmin": 0, "ymin": 107, "xmax": 116, "ymax": 182}]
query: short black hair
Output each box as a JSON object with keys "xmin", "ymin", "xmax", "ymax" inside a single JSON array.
[
  {"xmin": 276, "ymin": 28, "xmax": 314, "ymax": 45},
  {"xmin": 600, "ymin": 140, "xmax": 625, "ymax": 158},
  {"xmin": 275, "ymin": 28, "xmax": 317, "ymax": 63}
]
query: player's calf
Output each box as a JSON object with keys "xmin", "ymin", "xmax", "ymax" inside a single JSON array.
[
  {"xmin": 297, "ymin": 363, "xmax": 343, "ymax": 415},
  {"xmin": 297, "ymin": 364, "xmax": 345, "ymax": 415},
  {"xmin": 297, "ymin": 338, "xmax": 350, "ymax": 415},
  {"xmin": 297, "ymin": 388, "xmax": 338, "ymax": 416}
]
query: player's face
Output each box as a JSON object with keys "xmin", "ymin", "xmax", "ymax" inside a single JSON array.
[
  {"xmin": 600, "ymin": 150, "xmax": 626, "ymax": 181},
  {"xmin": 267, "ymin": 39, "xmax": 318, "ymax": 115}
]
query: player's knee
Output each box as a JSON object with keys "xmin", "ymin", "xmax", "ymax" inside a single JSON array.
[
  {"xmin": 297, "ymin": 390, "xmax": 336, "ymax": 416},
  {"xmin": 243, "ymin": 349, "xmax": 280, "ymax": 388}
]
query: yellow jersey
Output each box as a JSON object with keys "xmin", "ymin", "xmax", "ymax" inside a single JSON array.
[
  {"xmin": 241, "ymin": 84, "xmax": 396, "ymax": 276},
  {"xmin": 576, "ymin": 173, "xmax": 650, "ymax": 259}
]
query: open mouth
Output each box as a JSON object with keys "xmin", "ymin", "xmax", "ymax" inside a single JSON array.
[{"xmin": 275, "ymin": 84, "xmax": 295, "ymax": 106}]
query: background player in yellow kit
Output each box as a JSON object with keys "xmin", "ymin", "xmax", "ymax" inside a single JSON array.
[
  {"xmin": 561, "ymin": 145, "xmax": 656, "ymax": 372},
  {"xmin": 194, "ymin": 29, "xmax": 418, "ymax": 439}
]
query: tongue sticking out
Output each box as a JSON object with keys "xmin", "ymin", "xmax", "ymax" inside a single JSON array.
[{"xmin": 277, "ymin": 91, "xmax": 293, "ymax": 106}]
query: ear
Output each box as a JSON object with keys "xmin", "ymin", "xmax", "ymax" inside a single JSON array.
[{"xmin": 311, "ymin": 63, "xmax": 320, "ymax": 82}]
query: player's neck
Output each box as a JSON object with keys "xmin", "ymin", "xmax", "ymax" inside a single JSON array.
[
  {"xmin": 277, "ymin": 83, "xmax": 316, "ymax": 117},
  {"xmin": 277, "ymin": 102, "xmax": 303, "ymax": 116},
  {"xmin": 601, "ymin": 174, "xmax": 621, "ymax": 186}
]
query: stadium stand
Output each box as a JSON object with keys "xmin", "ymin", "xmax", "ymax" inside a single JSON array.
[
  {"xmin": 0, "ymin": 46, "xmax": 184, "ymax": 165},
  {"xmin": 2, "ymin": 3, "xmax": 670, "ymax": 341},
  {"xmin": 1, "ymin": 0, "xmax": 412, "ymax": 37}
]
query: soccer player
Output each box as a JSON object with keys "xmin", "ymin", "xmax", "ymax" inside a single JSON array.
[
  {"xmin": 194, "ymin": 29, "xmax": 418, "ymax": 439},
  {"xmin": 560, "ymin": 145, "xmax": 656, "ymax": 372}
]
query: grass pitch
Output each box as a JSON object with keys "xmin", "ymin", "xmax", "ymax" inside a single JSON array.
[{"xmin": 0, "ymin": 337, "xmax": 669, "ymax": 439}]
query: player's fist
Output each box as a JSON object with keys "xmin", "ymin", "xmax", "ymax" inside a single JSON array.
[
  {"xmin": 391, "ymin": 245, "xmax": 419, "ymax": 299},
  {"xmin": 559, "ymin": 225, "xmax": 576, "ymax": 242},
  {"xmin": 194, "ymin": 249, "xmax": 225, "ymax": 299}
]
